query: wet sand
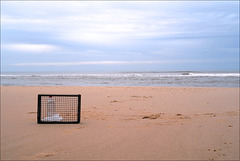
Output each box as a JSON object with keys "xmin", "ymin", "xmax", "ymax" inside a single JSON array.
[{"xmin": 1, "ymin": 86, "xmax": 239, "ymax": 160}]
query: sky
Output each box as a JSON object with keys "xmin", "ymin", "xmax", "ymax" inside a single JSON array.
[{"xmin": 1, "ymin": 1, "xmax": 239, "ymax": 72}]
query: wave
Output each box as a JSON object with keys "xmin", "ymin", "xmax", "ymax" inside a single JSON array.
[
  {"xmin": 187, "ymin": 73, "xmax": 240, "ymax": 77},
  {"xmin": 1, "ymin": 72, "xmax": 239, "ymax": 78},
  {"xmin": 1, "ymin": 72, "xmax": 239, "ymax": 87}
]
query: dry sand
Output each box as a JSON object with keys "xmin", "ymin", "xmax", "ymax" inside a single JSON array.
[{"xmin": 1, "ymin": 86, "xmax": 239, "ymax": 160}]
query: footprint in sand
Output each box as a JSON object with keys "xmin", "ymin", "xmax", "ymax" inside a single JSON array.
[
  {"xmin": 34, "ymin": 152, "xmax": 57, "ymax": 159},
  {"xmin": 63, "ymin": 126, "xmax": 84, "ymax": 135},
  {"xmin": 203, "ymin": 113, "xmax": 216, "ymax": 117},
  {"xmin": 63, "ymin": 130, "xmax": 72, "ymax": 134},
  {"xmin": 142, "ymin": 113, "xmax": 193, "ymax": 127},
  {"xmin": 76, "ymin": 126, "xmax": 84, "ymax": 129},
  {"xmin": 110, "ymin": 100, "xmax": 119, "ymax": 103},
  {"xmin": 28, "ymin": 112, "xmax": 37, "ymax": 114},
  {"xmin": 130, "ymin": 95, "xmax": 153, "ymax": 99},
  {"xmin": 143, "ymin": 113, "xmax": 163, "ymax": 119},
  {"xmin": 175, "ymin": 114, "xmax": 191, "ymax": 119},
  {"xmin": 225, "ymin": 111, "xmax": 240, "ymax": 116}
]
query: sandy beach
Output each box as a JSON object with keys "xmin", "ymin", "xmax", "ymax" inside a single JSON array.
[{"xmin": 1, "ymin": 86, "xmax": 239, "ymax": 160}]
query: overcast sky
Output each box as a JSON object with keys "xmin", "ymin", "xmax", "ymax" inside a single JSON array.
[{"xmin": 1, "ymin": 1, "xmax": 239, "ymax": 72}]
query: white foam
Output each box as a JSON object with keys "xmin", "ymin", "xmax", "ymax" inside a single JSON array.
[
  {"xmin": 188, "ymin": 73, "xmax": 240, "ymax": 77},
  {"xmin": 1, "ymin": 72, "xmax": 239, "ymax": 78},
  {"xmin": 41, "ymin": 113, "xmax": 63, "ymax": 121}
]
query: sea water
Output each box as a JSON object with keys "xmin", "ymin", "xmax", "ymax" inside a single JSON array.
[{"xmin": 1, "ymin": 71, "xmax": 239, "ymax": 87}]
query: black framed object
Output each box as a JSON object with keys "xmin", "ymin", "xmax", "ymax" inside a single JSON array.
[{"xmin": 37, "ymin": 94, "xmax": 81, "ymax": 124}]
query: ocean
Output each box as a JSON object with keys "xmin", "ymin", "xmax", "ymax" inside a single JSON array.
[{"xmin": 1, "ymin": 71, "xmax": 239, "ymax": 87}]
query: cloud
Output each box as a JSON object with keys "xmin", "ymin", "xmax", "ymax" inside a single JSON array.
[
  {"xmin": 3, "ymin": 44, "xmax": 60, "ymax": 53},
  {"xmin": 12, "ymin": 59, "xmax": 229, "ymax": 67},
  {"xmin": 2, "ymin": 2, "xmax": 238, "ymax": 45},
  {"xmin": 1, "ymin": 1, "xmax": 239, "ymax": 71},
  {"xmin": 1, "ymin": 16, "xmax": 47, "ymax": 24},
  {"xmin": 13, "ymin": 61, "xmax": 155, "ymax": 66}
]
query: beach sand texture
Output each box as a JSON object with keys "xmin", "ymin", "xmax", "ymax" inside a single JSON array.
[{"xmin": 1, "ymin": 86, "xmax": 239, "ymax": 160}]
